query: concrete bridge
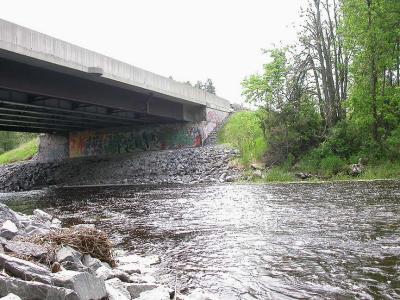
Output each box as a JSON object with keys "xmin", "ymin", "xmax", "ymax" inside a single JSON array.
[{"xmin": 0, "ymin": 19, "xmax": 231, "ymax": 160}]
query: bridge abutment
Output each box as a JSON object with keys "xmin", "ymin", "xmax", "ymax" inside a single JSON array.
[
  {"xmin": 37, "ymin": 107, "xmax": 230, "ymax": 161},
  {"xmin": 37, "ymin": 133, "xmax": 69, "ymax": 162}
]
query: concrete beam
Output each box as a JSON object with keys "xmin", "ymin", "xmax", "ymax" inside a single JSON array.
[{"xmin": 0, "ymin": 18, "xmax": 232, "ymax": 113}]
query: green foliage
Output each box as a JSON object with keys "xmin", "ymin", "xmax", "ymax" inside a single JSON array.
[
  {"xmin": 0, "ymin": 138, "xmax": 38, "ymax": 165},
  {"xmin": 320, "ymin": 155, "xmax": 346, "ymax": 176},
  {"xmin": 218, "ymin": 111, "xmax": 267, "ymax": 165},
  {"xmin": 264, "ymin": 167, "xmax": 295, "ymax": 182},
  {"xmin": 242, "ymin": 48, "xmax": 287, "ymax": 108},
  {"xmin": 239, "ymin": 0, "xmax": 400, "ymax": 180},
  {"xmin": 387, "ymin": 127, "xmax": 400, "ymax": 160},
  {"xmin": 358, "ymin": 161, "xmax": 400, "ymax": 180},
  {"xmin": 0, "ymin": 132, "xmax": 38, "ymax": 154}
]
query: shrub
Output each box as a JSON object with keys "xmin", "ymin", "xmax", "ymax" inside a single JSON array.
[
  {"xmin": 320, "ymin": 155, "xmax": 346, "ymax": 176},
  {"xmin": 219, "ymin": 111, "xmax": 267, "ymax": 165}
]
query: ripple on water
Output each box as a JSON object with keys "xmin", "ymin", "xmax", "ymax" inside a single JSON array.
[{"xmin": 2, "ymin": 181, "xmax": 400, "ymax": 299}]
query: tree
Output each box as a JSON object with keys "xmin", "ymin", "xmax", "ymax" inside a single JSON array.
[
  {"xmin": 298, "ymin": 0, "xmax": 350, "ymax": 128},
  {"xmin": 342, "ymin": 0, "xmax": 400, "ymax": 143},
  {"xmin": 242, "ymin": 47, "xmax": 322, "ymax": 162},
  {"xmin": 194, "ymin": 78, "xmax": 217, "ymax": 94}
]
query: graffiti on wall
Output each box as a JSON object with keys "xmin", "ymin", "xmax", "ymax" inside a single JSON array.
[
  {"xmin": 69, "ymin": 108, "xmax": 229, "ymax": 158},
  {"xmin": 70, "ymin": 124, "xmax": 203, "ymax": 158}
]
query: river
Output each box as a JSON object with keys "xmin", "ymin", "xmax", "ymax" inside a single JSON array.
[{"xmin": 1, "ymin": 181, "xmax": 399, "ymax": 299}]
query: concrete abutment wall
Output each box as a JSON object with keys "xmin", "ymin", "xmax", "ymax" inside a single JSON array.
[
  {"xmin": 37, "ymin": 133, "xmax": 69, "ymax": 162},
  {"xmin": 38, "ymin": 107, "xmax": 230, "ymax": 161}
]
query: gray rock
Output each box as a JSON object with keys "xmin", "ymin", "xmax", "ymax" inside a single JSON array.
[
  {"xmin": 33, "ymin": 209, "xmax": 53, "ymax": 222},
  {"xmin": 94, "ymin": 265, "xmax": 113, "ymax": 281},
  {"xmin": 0, "ymin": 253, "xmax": 52, "ymax": 284},
  {"xmin": 0, "ymin": 293, "xmax": 22, "ymax": 300},
  {"xmin": 22, "ymin": 225, "xmax": 50, "ymax": 236},
  {"xmin": 55, "ymin": 246, "xmax": 82, "ymax": 265},
  {"xmin": 52, "ymin": 270, "xmax": 107, "ymax": 300},
  {"xmin": 0, "ymin": 275, "xmax": 78, "ymax": 300},
  {"xmin": 60, "ymin": 261, "xmax": 90, "ymax": 273},
  {"xmin": 95, "ymin": 265, "xmax": 132, "ymax": 282},
  {"xmin": 136, "ymin": 286, "xmax": 170, "ymax": 300},
  {"xmin": 4, "ymin": 241, "xmax": 48, "ymax": 260},
  {"xmin": 126, "ymin": 283, "xmax": 158, "ymax": 299},
  {"xmin": 82, "ymin": 254, "xmax": 103, "ymax": 272},
  {"xmin": 0, "ymin": 221, "xmax": 18, "ymax": 240},
  {"xmin": 105, "ymin": 278, "xmax": 131, "ymax": 300},
  {"xmin": 224, "ymin": 176, "xmax": 235, "ymax": 182},
  {"xmin": 0, "ymin": 204, "xmax": 19, "ymax": 226}
]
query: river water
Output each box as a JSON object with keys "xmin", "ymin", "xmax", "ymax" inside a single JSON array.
[{"xmin": 1, "ymin": 181, "xmax": 399, "ymax": 299}]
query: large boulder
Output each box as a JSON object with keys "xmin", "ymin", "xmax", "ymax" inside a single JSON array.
[
  {"xmin": 0, "ymin": 275, "xmax": 78, "ymax": 300},
  {"xmin": 52, "ymin": 270, "xmax": 107, "ymax": 300},
  {"xmin": 55, "ymin": 246, "xmax": 82, "ymax": 264},
  {"xmin": 4, "ymin": 241, "xmax": 48, "ymax": 260},
  {"xmin": 0, "ymin": 221, "xmax": 18, "ymax": 240},
  {"xmin": 105, "ymin": 278, "xmax": 131, "ymax": 300},
  {"xmin": 55, "ymin": 246, "xmax": 88, "ymax": 272},
  {"xmin": 0, "ymin": 253, "xmax": 52, "ymax": 284}
]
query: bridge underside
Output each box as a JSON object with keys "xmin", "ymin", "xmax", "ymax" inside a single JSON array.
[{"xmin": 0, "ymin": 57, "xmax": 204, "ymax": 134}]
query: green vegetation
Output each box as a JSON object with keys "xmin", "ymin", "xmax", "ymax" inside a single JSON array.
[
  {"xmin": 235, "ymin": 0, "xmax": 400, "ymax": 182},
  {"xmin": 0, "ymin": 138, "xmax": 39, "ymax": 165},
  {"xmin": 218, "ymin": 111, "xmax": 267, "ymax": 165},
  {"xmin": 0, "ymin": 131, "xmax": 38, "ymax": 154}
]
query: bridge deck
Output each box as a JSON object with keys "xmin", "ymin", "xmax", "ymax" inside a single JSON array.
[{"xmin": 0, "ymin": 18, "xmax": 231, "ymax": 133}]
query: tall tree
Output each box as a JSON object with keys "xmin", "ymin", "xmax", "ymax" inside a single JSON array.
[{"xmin": 342, "ymin": 0, "xmax": 400, "ymax": 143}]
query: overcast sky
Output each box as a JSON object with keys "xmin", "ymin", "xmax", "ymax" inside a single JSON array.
[{"xmin": 2, "ymin": 0, "xmax": 307, "ymax": 103}]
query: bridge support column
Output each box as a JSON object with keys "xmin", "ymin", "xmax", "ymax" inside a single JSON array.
[{"xmin": 37, "ymin": 133, "xmax": 69, "ymax": 162}]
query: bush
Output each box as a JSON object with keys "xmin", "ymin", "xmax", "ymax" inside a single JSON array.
[
  {"xmin": 320, "ymin": 155, "xmax": 346, "ymax": 176},
  {"xmin": 219, "ymin": 111, "xmax": 267, "ymax": 165}
]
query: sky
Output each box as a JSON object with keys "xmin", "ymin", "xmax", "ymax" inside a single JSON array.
[{"xmin": 1, "ymin": 0, "xmax": 307, "ymax": 103}]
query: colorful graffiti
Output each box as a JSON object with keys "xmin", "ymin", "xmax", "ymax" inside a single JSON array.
[
  {"xmin": 69, "ymin": 108, "xmax": 228, "ymax": 158},
  {"xmin": 70, "ymin": 124, "xmax": 203, "ymax": 158}
]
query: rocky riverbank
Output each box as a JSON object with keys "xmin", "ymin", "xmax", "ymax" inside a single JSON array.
[
  {"xmin": 0, "ymin": 145, "xmax": 240, "ymax": 192},
  {"xmin": 0, "ymin": 203, "xmax": 219, "ymax": 300}
]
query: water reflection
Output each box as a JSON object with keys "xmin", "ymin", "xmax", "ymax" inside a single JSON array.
[{"xmin": 1, "ymin": 181, "xmax": 400, "ymax": 299}]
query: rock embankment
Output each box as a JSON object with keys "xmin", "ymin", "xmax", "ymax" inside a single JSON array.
[
  {"xmin": 0, "ymin": 204, "xmax": 219, "ymax": 300},
  {"xmin": 0, "ymin": 145, "xmax": 240, "ymax": 192}
]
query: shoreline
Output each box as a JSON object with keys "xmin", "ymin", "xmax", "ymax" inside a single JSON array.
[{"xmin": 0, "ymin": 204, "xmax": 217, "ymax": 300}]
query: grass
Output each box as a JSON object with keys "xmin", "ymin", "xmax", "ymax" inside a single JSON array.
[
  {"xmin": 0, "ymin": 138, "xmax": 38, "ymax": 165},
  {"xmin": 248, "ymin": 162, "xmax": 400, "ymax": 184},
  {"xmin": 263, "ymin": 167, "xmax": 296, "ymax": 182},
  {"xmin": 218, "ymin": 111, "xmax": 267, "ymax": 165}
]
